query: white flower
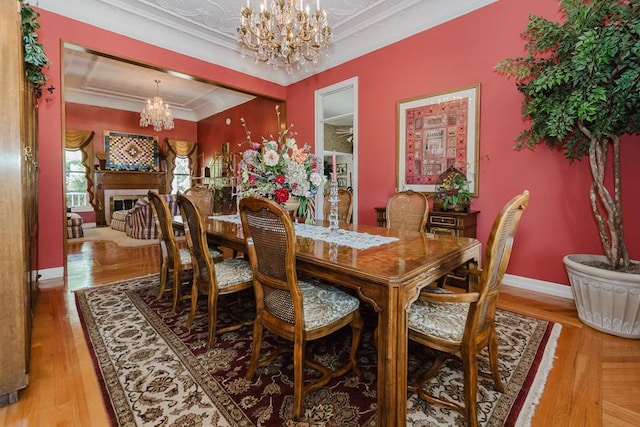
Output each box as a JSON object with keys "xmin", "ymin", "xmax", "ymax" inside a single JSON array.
[
  {"xmin": 285, "ymin": 138, "xmax": 297, "ymax": 149},
  {"xmin": 310, "ymin": 172, "xmax": 322, "ymax": 186},
  {"xmin": 263, "ymin": 149, "xmax": 279, "ymax": 167}
]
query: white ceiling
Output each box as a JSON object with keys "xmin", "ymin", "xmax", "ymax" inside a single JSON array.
[
  {"xmin": 38, "ymin": 0, "xmax": 497, "ymax": 121},
  {"xmin": 63, "ymin": 45, "xmax": 257, "ymax": 121}
]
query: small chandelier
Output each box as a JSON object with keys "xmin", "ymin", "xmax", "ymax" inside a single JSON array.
[
  {"xmin": 237, "ymin": 0, "xmax": 332, "ymax": 74},
  {"xmin": 140, "ymin": 79, "xmax": 174, "ymax": 132}
]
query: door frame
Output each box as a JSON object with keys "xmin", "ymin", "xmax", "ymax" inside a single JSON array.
[{"xmin": 314, "ymin": 77, "xmax": 358, "ymax": 222}]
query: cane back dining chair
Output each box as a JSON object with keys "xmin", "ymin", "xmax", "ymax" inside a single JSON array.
[
  {"xmin": 184, "ymin": 186, "xmax": 214, "ymax": 217},
  {"xmin": 385, "ymin": 190, "xmax": 429, "ymax": 231},
  {"xmin": 148, "ymin": 191, "xmax": 201, "ymax": 311},
  {"xmin": 177, "ymin": 194, "xmax": 254, "ymax": 349},
  {"xmin": 239, "ymin": 195, "xmax": 363, "ymax": 420},
  {"xmin": 323, "ymin": 188, "xmax": 354, "ymax": 223},
  {"xmin": 184, "ymin": 186, "xmax": 228, "ymax": 256},
  {"xmin": 407, "ymin": 190, "xmax": 530, "ymax": 427}
]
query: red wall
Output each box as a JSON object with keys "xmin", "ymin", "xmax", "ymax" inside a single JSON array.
[
  {"xmin": 286, "ymin": 0, "xmax": 640, "ymax": 285},
  {"xmin": 34, "ymin": 1, "xmax": 640, "ymax": 286},
  {"xmin": 197, "ymin": 97, "xmax": 285, "ymax": 167},
  {"xmin": 35, "ymin": 8, "xmax": 286, "ymax": 273}
]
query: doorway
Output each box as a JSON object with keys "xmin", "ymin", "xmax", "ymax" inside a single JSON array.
[{"xmin": 315, "ymin": 77, "xmax": 358, "ymax": 222}]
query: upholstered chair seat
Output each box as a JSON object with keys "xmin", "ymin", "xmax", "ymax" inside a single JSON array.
[
  {"xmin": 213, "ymin": 257, "xmax": 253, "ymax": 288},
  {"xmin": 409, "ymin": 300, "xmax": 469, "ymax": 342},
  {"xmin": 266, "ymin": 279, "xmax": 360, "ymax": 330},
  {"xmin": 178, "ymin": 246, "xmax": 223, "ymax": 265}
]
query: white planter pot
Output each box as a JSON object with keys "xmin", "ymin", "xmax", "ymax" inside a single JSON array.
[{"xmin": 564, "ymin": 254, "xmax": 640, "ymax": 339}]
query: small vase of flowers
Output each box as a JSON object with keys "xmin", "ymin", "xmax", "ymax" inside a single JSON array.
[
  {"xmin": 430, "ymin": 168, "xmax": 472, "ymax": 212},
  {"xmin": 237, "ymin": 106, "xmax": 326, "ymax": 223}
]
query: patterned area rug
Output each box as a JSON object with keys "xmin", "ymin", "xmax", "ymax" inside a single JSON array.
[{"xmin": 75, "ymin": 275, "xmax": 561, "ymax": 426}]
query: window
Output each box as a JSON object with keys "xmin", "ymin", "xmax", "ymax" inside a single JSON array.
[
  {"xmin": 171, "ymin": 155, "xmax": 191, "ymax": 194},
  {"xmin": 65, "ymin": 148, "xmax": 89, "ymax": 207}
]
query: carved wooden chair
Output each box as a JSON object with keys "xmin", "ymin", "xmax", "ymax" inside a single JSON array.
[
  {"xmin": 407, "ymin": 190, "xmax": 530, "ymax": 427},
  {"xmin": 323, "ymin": 188, "xmax": 354, "ymax": 223},
  {"xmin": 148, "ymin": 191, "xmax": 195, "ymax": 311},
  {"xmin": 177, "ymin": 194, "xmax": 254, "ymax": 349},
  {"xmin": 385, "ymin": 190, "xmax": 429, "ymax": 231},
  {"xmin": 183, "ymin": 187, "xmax": 229, "ymax": 256},
  {"xmin": 149, "ymin": 191, "xmax": 224, "ymax": 311},
  {"xmin": 239, "ymin": 195, "xmax": 363, "ymax": 420}
]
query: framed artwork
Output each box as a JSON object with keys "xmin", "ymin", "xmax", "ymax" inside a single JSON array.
[
  {"xmin": 397, "ymin": 84, "xmax": 480, "ymax": 196},
  {"xmin": 104, "ymin": 131, "xmax": 159, "ymax": 171},
  {"xmin": 336, "ymin": 163, "xmax": 347, "ymax": 175}
]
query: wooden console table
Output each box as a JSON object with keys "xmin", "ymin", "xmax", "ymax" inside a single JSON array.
[
  {"xmin": 374, "ymin": 207, "xmax": 479, "ymax": 237},
  {"xmin": 94, "ymin": 170, "xmax": 166, "ymax": 225}
]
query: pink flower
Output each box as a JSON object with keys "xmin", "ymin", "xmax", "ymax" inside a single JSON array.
[{"xmin": 275, "ymin": 175, "xmax": 285, "ymax": 185}]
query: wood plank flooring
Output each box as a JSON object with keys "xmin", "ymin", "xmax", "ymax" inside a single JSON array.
[{"xmin": 1, "ymin": 237, "xmax": 638, "ymax": 426}]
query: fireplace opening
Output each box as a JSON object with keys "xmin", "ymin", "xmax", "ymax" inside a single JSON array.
[{"xmin": 111, "ymin": 195, "xmax": 141, "ymax": 212}]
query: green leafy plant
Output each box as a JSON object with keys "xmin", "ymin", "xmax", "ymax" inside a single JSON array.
[
  {"xmin": 430, "ymin": 172, "xmax": 472, "ymax": 210},
  {"xmin": 496, "ymin": 0, "xmax": 640, "ymax": 271},
  {"xmin": 20, "ymin": 0, "xmax": 54, "ymax": 99}
]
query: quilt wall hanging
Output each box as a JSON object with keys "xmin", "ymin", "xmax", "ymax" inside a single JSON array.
[{"xmin": 104, "ymin": 131, "xmax": 159, "ymax": 171}]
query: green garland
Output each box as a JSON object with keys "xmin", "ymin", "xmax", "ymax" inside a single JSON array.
[{"xmin": 20, "ymin": 0, "xmax": 54, "ymax": 99}]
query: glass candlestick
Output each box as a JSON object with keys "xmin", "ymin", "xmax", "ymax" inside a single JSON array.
[
  {"xmin": 234, "ymin": 182, "xmax": 242, "ymax": 217},
  {"xmin": 329, "ymin": 175, "xmax": 339, "ymax": 233},
  {"xmin": 329, "ymin": 242, "xmax": 338, "ymax": 262}
]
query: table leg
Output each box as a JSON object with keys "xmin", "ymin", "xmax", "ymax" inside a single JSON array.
[{"xmin": 375, "ymin": 286, "xmax": 407, "ymax": 426}]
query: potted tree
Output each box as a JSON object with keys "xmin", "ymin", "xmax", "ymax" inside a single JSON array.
[{"xmin": 496, "ymin": 0, "xmax": 640, "ymax": 338}]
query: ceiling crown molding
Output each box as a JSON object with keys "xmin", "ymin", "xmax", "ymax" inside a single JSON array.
[{"xmin": 37, "ymin": 0, "xmax": 497, "ymax": 86}]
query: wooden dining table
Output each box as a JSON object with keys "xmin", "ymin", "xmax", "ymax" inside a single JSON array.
[{"xmin": 177, "ymin": 215, "xmax": 482, "ymax": 426}]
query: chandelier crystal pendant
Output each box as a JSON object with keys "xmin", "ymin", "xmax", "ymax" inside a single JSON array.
[
  {"xmin": 237, "ymin": 0, "xmax": 332, "ymax": 74},
  {"xmin": 140, "ymin": 79, "xmax": 175, "ymax": 132}
]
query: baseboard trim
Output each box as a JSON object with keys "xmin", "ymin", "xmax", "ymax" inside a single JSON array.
[
  {"xmin": 503, "ymin": 273, "xmax": 573, "ymax": 300},
  {"xmin": 35, "ymin": 266, "xmax": 573, "ymax": 298}
]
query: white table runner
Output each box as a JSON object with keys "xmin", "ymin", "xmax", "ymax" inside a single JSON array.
[{"xmin": 211, "ymin": 215, "xmax": 398, "ymax": 250}]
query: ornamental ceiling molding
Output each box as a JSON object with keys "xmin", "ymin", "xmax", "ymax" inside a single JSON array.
[{"xmin": 37, "ymin": 0, "xmax": 497, "ymax": 86}]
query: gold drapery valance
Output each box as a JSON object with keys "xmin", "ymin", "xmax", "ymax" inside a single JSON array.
[
  {"xmin": 166, "ymin": 139, "xmax": 196, "ymax": 157},
  {"xmin": 65, "ymin": 129, "xmax": 95, "ymax": 149},
  {"xmin": 164, "ymin": 138, "xmax": 199, "ymax": 192}
]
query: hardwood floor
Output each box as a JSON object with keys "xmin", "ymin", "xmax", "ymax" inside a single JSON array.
[{"xmin": 1, "ymin": 237, "xmax": 638, "ymax": 426}]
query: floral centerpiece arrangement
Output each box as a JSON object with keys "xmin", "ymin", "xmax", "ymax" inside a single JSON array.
[
  {"xmin": 430, "ymin": 169, "xmax": 471, "ymax": 211},
  {"xmin": 237, "ymin": 106, "xmax": 326, "ymax": 223}
]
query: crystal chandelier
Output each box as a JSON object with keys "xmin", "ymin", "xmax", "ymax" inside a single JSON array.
[
  {"xmin": 237, "ymin": 0, "xmax": 332, "ymax": 74},
  {"xmin": 140, "ymin": 79, "xmax": 174, "ymax": 132}
]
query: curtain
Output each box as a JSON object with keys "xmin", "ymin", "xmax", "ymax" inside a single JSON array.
[
  {"xmin": 165, "ymin": 138, "xmax": 198, "ymax": 192},
  {"xmin": 65, "ymin": 129, "xmax": 95, "ymax": 206}
]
